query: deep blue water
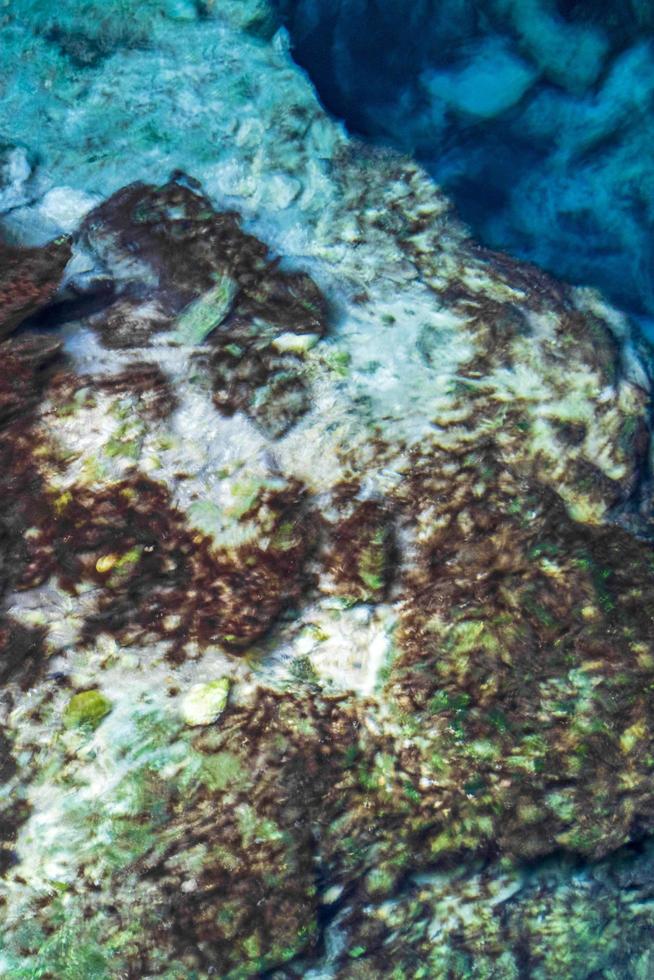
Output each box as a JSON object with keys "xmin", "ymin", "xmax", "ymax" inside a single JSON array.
[{"xmin": 277, "ymin": 0, "xmax": 654, "ymax": 328}]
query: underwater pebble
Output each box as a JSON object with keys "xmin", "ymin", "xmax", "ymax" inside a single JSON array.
[
  {"xmin": 63, "ymin": 690, "xmax": 113, "ymax": 730},
  {"xmin": 180, "ymin": 678, "xmax": 231, "ymax": 726}
]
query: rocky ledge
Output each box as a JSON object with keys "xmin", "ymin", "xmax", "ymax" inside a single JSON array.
[{"xmin": 1, "ymin": 3, "xmax": 654, "ymax": 979}]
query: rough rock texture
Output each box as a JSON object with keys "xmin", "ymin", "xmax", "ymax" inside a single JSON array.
[
  {"xmin": 1, "ymin": 3, "xmax": 654, "ymax": 978},
  {"xmin": 0, "ymin": 238, "xmax": 71, "ymax": 337}
]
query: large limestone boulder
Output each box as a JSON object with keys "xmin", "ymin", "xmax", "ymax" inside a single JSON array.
[{"xmin": 1, "ymin": 3, "xmax": 654, "ymax": 977}]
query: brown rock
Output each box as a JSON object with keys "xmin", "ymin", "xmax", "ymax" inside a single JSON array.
[{"xmin": 0, "ymin": 237, "xmax": 71, "ymax": 337}]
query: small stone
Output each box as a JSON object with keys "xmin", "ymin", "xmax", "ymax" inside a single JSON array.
[
  {"xmin": 0, "ymin": 146, "xmax": 32, "ymax": 213},
  {"xmin": 272, "ymin": 332, "xmax": 319, "ymax": 354},
  {"xmin": 38, "ymin": 187, "xmax": 101, "ymax": 235},
  {"xmin": 181, "ymin": 678, "xmax": 231, "ymax": 727},
  {"xmin": 96, "ymin": 554, "xmax": 118, "ymax": 574},
  {"xmin": 320, "ymin": 884, "xmax": 344, "ymax": 905},
  {"xmin": 63, "ymin": 690, "xmax": 112, "ymax": 730}
]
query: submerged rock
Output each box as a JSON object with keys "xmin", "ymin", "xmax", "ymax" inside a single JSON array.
[
  {"xmin": 1, "ymin": 3, "xmax": 654, "ymax": 977},
  {"xmin": 63, "ymin": 689, "xmax": 112, "ymax": 730},
  {"xmin": 0, "ymin": 146, "xmax": 33, "ymax": 214},
  {"xmin": 0, "ymin": 237, "xmax": 71, "ymax": 338},
  {"xmin": 0, "ymin": 333, "xmax": 63, "ymax": 423},
  {"xmin": 79, "ymin": 176, "xmax": 327, "ymax": 435}
]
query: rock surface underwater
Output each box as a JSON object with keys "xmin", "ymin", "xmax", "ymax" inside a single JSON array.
[{"xmin": 1, "ymin": 1, "xmax": 654, "ymax": 978}]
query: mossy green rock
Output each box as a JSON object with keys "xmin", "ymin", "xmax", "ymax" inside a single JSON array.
[{"xmin": 63, "ymin": 690, "xmax": 112, "ymax": 730}]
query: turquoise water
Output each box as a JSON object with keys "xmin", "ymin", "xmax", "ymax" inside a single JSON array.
[{"xmin": 278, "ymin": 0, "xmax": 654, "ymax": 331}]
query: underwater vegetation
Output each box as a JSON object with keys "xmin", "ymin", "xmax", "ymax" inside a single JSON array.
[{"xmin": 277, "ymin": 0, "xmax": 654, "ymax": 330}]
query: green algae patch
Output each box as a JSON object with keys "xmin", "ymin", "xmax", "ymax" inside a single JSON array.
[
  {"xmin": 385, "ymin": 447, "xmax": 654, "ymax": 864},
  {"xmin": 324, "ymin": 499, "xmax": 394, "ymax": 603},
  {"xmin": 358, "ymin": 527, "xmax": 390, "ymax": 598},
  {"xmin": 322, "ymin": 348, "xmax": 351, "ymax": 378},
  {"xmin": 174, "ymin": 274, "xmax": 238, "ymax": 346},
  {"xmin": 199, "ymin": 750, "xmax": 243, "ymax": 792},
  {"xmin": 63, "ymin": 690, "xmax": 112, "ymax": 730}
]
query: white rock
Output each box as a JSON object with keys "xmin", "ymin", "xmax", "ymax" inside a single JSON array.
[
  {"xmin": 180, "ymin": 678, "xmax": 231, "ymax": 727},
  {"xmin": 272, "ymin": 331, "xmax": 319, "ymax": 354},
  {"xmin": 38, "ymin": 187, "xmax": 101, "ymax": 233},
  {"xmin": 3, "ymin": 186, "xmax": 102, "ymax": 245},
  {"xmin": 0, "ymin": 146, "xmax": 32, "ymax": 213}
]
